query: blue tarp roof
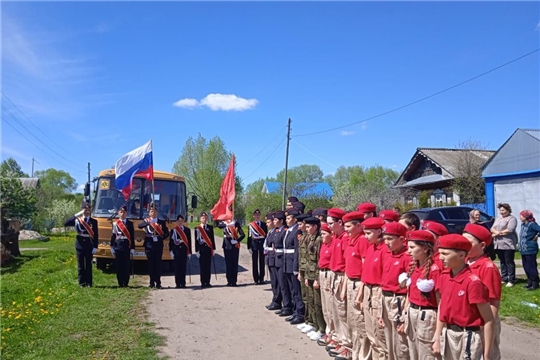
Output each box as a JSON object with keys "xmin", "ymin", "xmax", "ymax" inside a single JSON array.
[{"xmin": 263, "ymin": 181, "xmax": 333, "ymax": 197}]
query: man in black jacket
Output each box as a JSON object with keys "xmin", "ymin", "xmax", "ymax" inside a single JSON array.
[
  {"xmin": 110, "ymin": 205, "xmax": 135, "ymax": 287},
  {"xmin": 248, "ymin": 209, "xmax": 268, "ymax": 285},
  {"xmin": 64, "ymin": 201, "xmax": 99, "ymax": 287},
  {"xmin": 194, "ymin": 212, "xmax": 216, "ymax": 288},
  {"xmin": 219, "ymin": 217, "xmax": 245, "ymax": 286},
  {"xmin": 169, "ymin": 214, "xmax": 192, "ymax": 288},
  {"xmin": 138, "ymin": 205, "xmax": 169, "ymax": 289}
]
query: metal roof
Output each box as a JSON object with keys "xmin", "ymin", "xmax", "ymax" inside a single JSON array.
[
  {"xmin": 262, "ymin": 181, "xmax": 334, "ymax": 197},
  {"xmin": 18, "ymin": 178, "xmax": 40, "ymax": 189},
  {"xmin": 482, "ymin": 128, "xmax": 540, "ymax": 177},
  {"xmin": 395, "ymin": 148, "xmax": 495, "ymax": 186}
]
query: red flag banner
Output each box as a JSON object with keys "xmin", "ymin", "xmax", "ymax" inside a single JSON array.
[{"xmin": 210, "ymin": 155, "xmax": 236, "ymax": 221}]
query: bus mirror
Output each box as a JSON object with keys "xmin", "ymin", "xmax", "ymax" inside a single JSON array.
[
  {"xmin": 191, "ymin": 195, "xmax": 198, "ymax": 209},
  {"xmin": 84, "ymin": 182, "xmax": 90, "ymax": 197}
]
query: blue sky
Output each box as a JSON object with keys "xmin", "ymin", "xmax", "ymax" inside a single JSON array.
[{"xmin": 1, "ymin": 1, "xmax": 539, "ymax": 192}]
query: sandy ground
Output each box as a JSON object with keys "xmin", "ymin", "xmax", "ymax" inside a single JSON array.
[{"xmin": 147, "ymin": 238, "xmax": 539, "ymax": 360}]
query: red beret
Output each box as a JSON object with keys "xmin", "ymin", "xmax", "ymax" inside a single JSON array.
[
  {"xmin": 406, "ymin": 230, "xmax": 435, "ymax": 244},
  {"xmin": 327, "ymin": 208, "xmax": 346, "ymax": 219},
  {"xmin": 362, "ymin": 217, "xmax": 385, "ymax": 230},
  {"xmin": 321, "ymin": 223, "xmax": 331, "ymax": 234},
  {"xmin": 342, "ymin": 211, "xmax": 364, "ymax": 223},
  {"xmin": 463, "ymin": 223, "xmax": 492, "ymax": 246},
  {"xmin": 379, "ymin": 210, "xmax": 400, "ymax": 222},
  {"xmin": 357, "ymin": 202, "xmax": 377, "ymax": 213},
  {"xmin": 438, "ymin": 234, "xmax": 472, "ymax": 252},
  {"xmin": 382, "ymin": 222, "xmax": 407, "ymax": 237},
  {"xmin": 422, "ymin": 221, "xmax": 449, "ymax": 237}
]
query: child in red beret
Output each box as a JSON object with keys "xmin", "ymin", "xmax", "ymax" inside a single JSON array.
[
  {"xmin": 433, "ymin": 234, "xmax": 494, "ymax": 360},
  {"xmin": 463, "ymin": 223, "xmax": 502, "ymax": 360},
  {"xmin": 402, "ymin": 230, "xmax": 442, "ymax": 360},
  {"xmin": 317, "ymin": 223, "xmax": 335, "ymax": 347}
]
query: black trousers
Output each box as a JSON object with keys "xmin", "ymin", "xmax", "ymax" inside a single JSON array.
[
  {"xmin": 146, "ymin": 247, "xmax": 163, "ymax": 287},
  {"xmin": 76, "ymin": 246, "xmax": 93, "ymax": 286},
  {"xmin": 497, "ymin": 249, "xmax": 516, "ymax": 283},
  {"xmin": 224, "ymin": 247, "xmax": 240, "ymax": 285},
  {"xmin": 173, "ymin": 248, "xmax": 189, "ymax": 287},
  {"xmin": 115, "ymin": 250, "xmax": 131, "ymax": 286},
  {"xmin": 199, "ymin": 246, "xmax": 212, "ymax": 285},
  {"xmin": 269, "ymin": 265, "xmax": 282, "ymax": 306},
  {"xmin": 522, "ymin": 254, "xmax": 540, "ymax": 282},
  {"xmin": 278, "ymin": 266, "xmax": 292, "ymax": 311},
  {"xmin": 286, "ymin": 272, "xmax": 305, "ymax": 318},
  {"xmin": 251, "ymin": 242, "xmax": 265, "ymax": 283}
]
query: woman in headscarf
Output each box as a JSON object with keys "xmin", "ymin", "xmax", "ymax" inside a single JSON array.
[{"xmin": 518, "ymin": 210, "xmax": 540, "ymax": 291}]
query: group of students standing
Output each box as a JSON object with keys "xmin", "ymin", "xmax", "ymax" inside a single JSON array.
[{"xmin": 258, "ymin": 197, "xmax": 512, "ymax": 360}]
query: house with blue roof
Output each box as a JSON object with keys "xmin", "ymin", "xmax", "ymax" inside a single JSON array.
[
  {"xmin": 261, "ymin": 181, "xmax": 333, "ymax": 199},
  {"xmin": 482, "ymin": 128, "xmax": 540, "ymax": 217}
]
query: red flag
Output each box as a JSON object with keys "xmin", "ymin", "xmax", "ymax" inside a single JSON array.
[{"xmin": 210, "ymin": 155, "xmax": 236, "ymax": 221}]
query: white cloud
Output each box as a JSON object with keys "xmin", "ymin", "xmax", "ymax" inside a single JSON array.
[
  {"xmin": 340, "ymin": 130, "xmax": 355, "ymax": 136},
  {"xmin": 361, "ymin": 122, "xmax": 368, "ymax": 130},
  {"xmin": 173, "ymin": 93, "xmax": 258, "ymax": 111},
  {"xmin": 77, "ymin": 184, "xmax": 86, "ymax": 191},
  {"xmin": 173, "ymin": 98, "xmax": 199, "ymax": 109}
]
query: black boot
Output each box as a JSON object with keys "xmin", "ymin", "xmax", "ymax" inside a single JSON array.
[
  {"xmin": 527, "ymin": 281, "xmax": 539, "ymax": 291},
  {"xmin": 524, "ymin": 279, "xmax": 532, "ymax": 289}
]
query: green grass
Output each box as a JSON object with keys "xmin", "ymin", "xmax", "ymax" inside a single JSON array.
[
  {"xmin": 1, "ymin": 234, "xmax": 165, "ymax": 360},
  {"xmin": 499, "ymin": 277, "xmax": 540, "ymax": 328}
]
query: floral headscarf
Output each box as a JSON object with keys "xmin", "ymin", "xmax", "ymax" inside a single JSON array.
[{"xmin": 520, "ymin": 210, "xmax": 535, "ymax": 223}]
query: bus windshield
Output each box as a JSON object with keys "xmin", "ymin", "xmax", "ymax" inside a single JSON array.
[{"xmin": 93, "ymin": 177, "xmax": 186, "ymax": 220}]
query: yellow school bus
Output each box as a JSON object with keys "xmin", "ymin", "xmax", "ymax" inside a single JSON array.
[{"xmin": 90, "ymin": 169, "xmax": 196, "ymax": 270}]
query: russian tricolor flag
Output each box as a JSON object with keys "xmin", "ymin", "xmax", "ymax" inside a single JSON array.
[{"xmin": 115, "ymin": 140, "xmax": 154, "ymax": 200}]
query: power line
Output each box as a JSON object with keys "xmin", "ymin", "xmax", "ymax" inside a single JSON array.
[
  {"xmin": 1, "ymin": 91, "xmax": 84, "ymax": 162},
  {"xmin": 295, "ymin": 48, "xmax": 540, "ymax": 137},
  {"xmin": 1, "ymin": 105, "xmax": 83, "ymax": 168},
  {"xmin": 238, "ymin": 124, "xmax": 287, "ymax": 169},
  {"xmin": 243, "ymin": 137, "xmax": 286, "ymax": 181},
  {"xmin": 291, "ymin": 138, "xmax": 340, "ymax": 169},
  {"xmin": 1, "ymin": 115, "xmax": 86, "ymax": 174}
]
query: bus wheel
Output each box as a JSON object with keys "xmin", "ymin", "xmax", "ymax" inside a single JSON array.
[{"xmin": 96, "ymin": 258, "xmax": 107, "ymax": 270}]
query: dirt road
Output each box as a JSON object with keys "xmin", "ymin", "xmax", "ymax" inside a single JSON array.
[{"xmin": 147, "ymin": 239, "xmax": 539, "ymax": 360}]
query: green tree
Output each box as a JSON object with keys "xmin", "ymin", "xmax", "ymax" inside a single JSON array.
[
  {"xmin": 329, "ymin": 165, "xmax": 401, "ymax": 210},
  {"xmin": 418, "ymin": 190, "xmax": 430, "ymax": 208},
  {"xmin": 34, "ymin": 168, "xmax": 77, "ymax": 194},
  {"xmin": 275, "ymin": 164, "xmax": 326, "ymax": 198},
  {"xmin": 0, "ymin": 178, "xmax": 37, "ymax": 220},
  {"xmin": 172, "ymin": 134, "xmax": 244, "ymax": 221},
  {"xmin": 45, "ymin": 199, "xmax": 80, "ymax": 232},
  {"xmin": 0, "ymin": 157, "xmax": 29, "ymax": 178}
]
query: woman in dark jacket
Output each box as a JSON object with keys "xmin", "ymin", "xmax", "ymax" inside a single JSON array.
[{"xmin": 518, "ymin": 210, "xmax": 540, "ymax": 290}]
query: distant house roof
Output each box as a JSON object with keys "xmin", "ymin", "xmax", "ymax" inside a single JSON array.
[
  {"xmin": 262, "ymin": 181, "xmax": 334, "ymax": 198},
  {"xmin": 395, "ymin": 148, "xmax": 495, "ymax": 188},
  {"xmin": 18, "ymin": 178, "xmax": 40, "ymax": 189},
  {"xmin": 482, "ymin": 128, "xmax": 540, "ymax": 177}
]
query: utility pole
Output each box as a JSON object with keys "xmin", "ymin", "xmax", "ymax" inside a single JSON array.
[
  {"xmin": 87, "ymin": 162, "xmax": 91, "ymax": 203},
  {"xmin": 31, "ymin": 158, "xmax": 39, "ymax": 177},
  {"xmin": 281, "ymin": 118, "xmax": 292, "ymax": 210}
]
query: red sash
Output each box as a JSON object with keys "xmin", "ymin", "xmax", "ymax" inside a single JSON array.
[
  {"xmin": 77, "ymin": 217, "xmax": 95, "ymax": 239},
  {"xmin": 173, "ymin": 226, "xmax": 190, "ymax": 255},
  {"xmin": 145, "ymin": 218, "xmax": 164, "ymax": 236},
  {"xmin": 115, "ymin": 220, "xmax": 132, "ymax": 245},
  {"xmin": 197, "ymin": 224, "xmax": 214, "ymax": 255},
  {"xmin": 227, "ymin": 224, "xmax": 239, "ymax": 239},
  {"xmin": 250, "ymin": 221, "xmax": 266, "ymax": 237}
]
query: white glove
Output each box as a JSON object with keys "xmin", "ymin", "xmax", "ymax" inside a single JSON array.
[
  {"xmin": 293, "ymin": 271, "xmax": 299, "ymax": 276},
  {"xmin": 398, "ymin": 272, "xmax": 410, "ymax": 286},
  {"xmin": 249, "ymin": 249, "xmax": 253, "ymax": 255},
  {"xmin": 188, "ymin": 254, "xmax": 192, "ymax": 260},
  {"xmin": 110, "ymin": 248, "xmax": 116, "ymax": 256},
  {"xmin": 75, "ymin": 210, "xmax": 84, "ymax": 217},
  {"xmin": 195, "ymin": 251, "xmax": 200, "ymax": 258},
  {"xmin": 231, "ymin": 240, "xmax": 238, "ymax": 245},
  {"xmin": 92, "ymin": 248, "xmax": 97, "ymax": 255},
  {"xmin": 130, "ymin": 249, "xmax": 135, "ymax": 256},
  {"xmin": 170, "ymin": 251, "xmax": 175, "ymax": 259},
  {"xmin": 416, "ymin": 278, "xmax": 435, "ymax": 293}
]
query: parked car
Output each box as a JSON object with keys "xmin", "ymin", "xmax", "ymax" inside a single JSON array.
[{"xmin": 406, "ymin": 206, "xmax": 494, "ymax": 234}]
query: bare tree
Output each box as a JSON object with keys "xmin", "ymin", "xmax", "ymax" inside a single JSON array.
[{"xmin": 452, "ymin": 140, "xmax": 492, "ymax": 204}]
